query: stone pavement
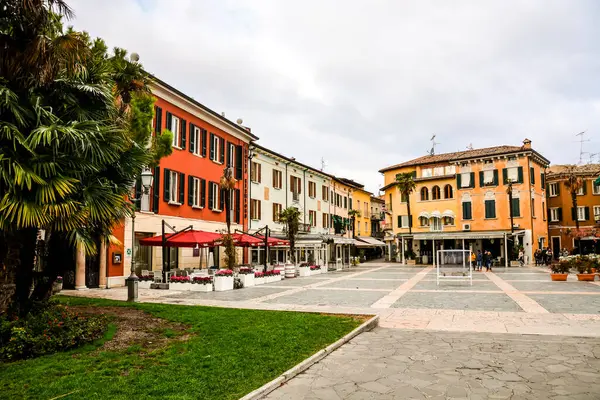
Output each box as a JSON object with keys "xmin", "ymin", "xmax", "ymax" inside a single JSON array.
[{"xmin": 263, "ymin": 328, "xmax": 600, "ymax": 400}]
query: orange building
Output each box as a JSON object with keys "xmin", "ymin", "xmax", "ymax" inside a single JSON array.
[
  {"xmin": 546, "ymin": 164, "xmax": 600, "ymax": 256},
  {"xmin": 379, "ymin": 139, "xmax": 550, "ymax": 265},
  {"xmin": 72, "ymin": 77, "xmax": 257, "ymax": 289}
]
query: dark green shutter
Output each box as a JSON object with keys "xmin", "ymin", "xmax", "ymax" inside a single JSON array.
[
  {"xmin": 556, "ymin": 182, "xmax": 560, "ymax": 196},
  {"xmin": 493, "ymin": 169, "xmax": 499, "ymax": 186},
  {"xmin": 409, "ymin": 215, "xmax": 413, "ymax": 228},
  {"xmin": 582, "ymin": 180, "xmax": 587, "ymax": 195},
  {"xmin": 208, "ymin": 182, "xmax": 214, "ymax": 210},
  {"xmin": 189, "ymin": 123, "xmax": 195, "ymax": 153},
  {"xmin": 226, "ymin": 141, "xmax": 231, "ymax": 167},
  {"xmin": 179, "ymin": 173, "xmax": 185, "ymax": 204},
  {"xmin": 188, "ymin": 175, "xmax": 194, "ymax": 206},
  {"xmin": 154, "ymin": 106, "xmax": 162, "ymax": 133},
  {"xmin": 470, "ymin": 172, "xmax": 475, "ymax": 188},
  {"xmin": 163, "ymin": 169, "xmax": 171, "ymax": 201},
  {"xmin": 456, "ymin": 174, "xmax": 462, "ymax": 188},
  {"xmin": 547, "ymin": 208, "xmax": 551, "ymax": 222},
  {"xmin": 235, "ymin": 145, "xmax": 243, "ymax": 179},
  {"xmin": 201, "ymin": 129, "xmax": 207, "ymax": 157},
  {"xmin": 541, "ymin": 173, "xmax": 545, "ymax": 187},
  {"xmin": 485, "ymin": 200, "xmax": 496, "ymax": 219},
  {"xmin": 209, "ymin": 133, "xmax": 215, "ymax": 160},
  {"xmin": 219, "ymin": 137, "xmax": 225, "ymax": 163},
  {"xmin": 153, "ymin": 166, "xmax": 160, "ymax": 213},
  {"xmin": 180, "ymin": 118, "xmax": 186, "ymax": 150},
  {"xmin": 165, "ymin": 111, "xmax": 172, "ymax": 130},
  {"xmin": 479, "ymin": 171, "xmax": 484, "ymax": 187},
  {"xmin": 411, "ymin": 171, "xmax": 417, "ymax": 178},
  {"xmin": 530, "ymin": 167, "xmax": 535, "ymax": 184},
  {"xmin": 584, "ymin": 206, "xmax": 590, "ymax": 221},
  {"xmin": 219, "ymin": 188, "xmax": 225, "ymax": 211},
  {"xmin": 571, "ymin": 207, "xmax": 577, "ymax": 221},
  {"xmin": 462, "ymin": 202, "xmax": 472, "ymax": 220},
  {"xmin": 557, "ymin": 207, "xmax": 562, "ymax": 221},
  {"xmin": 234, "ymin": 189, "xmax": 240, "ymax": 223},
  {"xmin": 502, "ymin": 168, "xmax": 508, "ymax": 184},
  {"xmin": 512, "ymin": 198, "xmax": 520, "ymax": 217},
  {"xmin": 517, "ymin": 167, "xmax": 523, "ymax": 183},
  {"xmin": 398, "ymin": 215, "xmax": 402, "ymax": 228},
  {"xmin": 200, "ymin": 179, "xmax": 206, "ymax": 208}
]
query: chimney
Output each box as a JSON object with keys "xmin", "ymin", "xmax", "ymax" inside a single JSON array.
[{"xmin": 522, "ymin": 138, "xmax": 532, "ymax": 149}]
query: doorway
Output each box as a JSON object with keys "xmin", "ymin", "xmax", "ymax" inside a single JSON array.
[{"xmin": 551, "ymin": 237, "xmax": 561, "ymax": 259}]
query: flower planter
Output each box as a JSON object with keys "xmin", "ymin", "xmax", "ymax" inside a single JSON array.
[
  {"xmin": 310, "ymin": 268, "xmax": 321, "ymax": 275},
  {"xmin": 551, "ymin": 273, "xmax": 568, "ymax": 281},
  {"xmin": 255, "ymin": 276, "xmax": 265, "ymax": 285},
  {"xmin": 239, "ymin": 274, "xmax": 255, "ymax": 287},
  {"xmin": 170, "ymin": 282, "xmax": 192, "ymax": 291},
  {"xmin": 298, "ymin": 267, "xmax": 311, "ymax": 277},
  {"xmin": 407, "ymin": 259, "xmax": 416, "ymax": 265},
  {"xmin": 190, "ymin": 283, "xmax": 213, "ymax": 292},
  {"xmin": 214, "ymin": 276, "xmax": 234, "ymax": 291},
  {"xmin": 577, "ymin": 273, "xmax": 595, "ymax": 282},
  {"xmin": 138, "ymin": 281, "xmax": 152, "ymax": 289},
  {"xmin": 52, "ymin": 282, "xmax": 63, "ymax": 294}
]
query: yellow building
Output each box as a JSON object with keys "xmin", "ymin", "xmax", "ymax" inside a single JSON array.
[{"xmin": 379, "ymin": 139, "xmax": 550, "ymax": 265}]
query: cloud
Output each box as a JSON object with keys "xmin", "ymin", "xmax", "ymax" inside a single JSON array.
[{"xmin": 68, "ymin": 0, "xmax": 600, "ymax": 192}]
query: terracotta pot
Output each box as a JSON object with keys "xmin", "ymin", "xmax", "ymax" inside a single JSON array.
[
  {"xmin": 550, "ymin": 273, "xmax": 568, "ymax": 281},
  {"xmin": 577, "ymin": 273, "xmax": 595, "ymax": 282},
  {"xmin": 591, "ymin": 268, "xmax": 596, "ymax": 274}
]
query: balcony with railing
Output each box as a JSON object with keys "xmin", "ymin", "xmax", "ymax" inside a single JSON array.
[{"xmin": 371, "ymin": 212, "xmax": 384, "ymax": 221}]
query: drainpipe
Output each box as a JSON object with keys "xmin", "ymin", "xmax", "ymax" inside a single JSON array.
[
  {"xmin": 285, "ymin": 162, "xmax": 289, "ymax": 208},
  {"xmin": 303, "ymin": 169, "xmax": 307, "ymax": 229}
]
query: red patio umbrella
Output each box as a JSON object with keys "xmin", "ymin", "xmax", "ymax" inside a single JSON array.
[
  {"xmin": 256, "ymin": 236, "xmax": 289, "ymax": 246},
  {"xmin": 139, "ymin": 230, "xmax": 222, "ymax": 248},
  {"xmin": 230, "ymin": 233, "xmax": 264, "ymax": 247}
]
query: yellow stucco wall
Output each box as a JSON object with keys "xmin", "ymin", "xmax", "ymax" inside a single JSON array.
[{"xmin": 353, "ymin": 189, "xmax": 372, "ymax": 236}]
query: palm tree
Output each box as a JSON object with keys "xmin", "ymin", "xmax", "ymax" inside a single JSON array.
[
  {"xmin": 395, "ymin": 173, "xmax": 416, "ymax": 234},
  {"xmin": 279, "ymin": 207, "xmax": 302, "ymax": 265},
  {"xmin": 564, "ymin": 167, "xmax": 584, "ymax": 255},
  {"xmin": 348, "ymin": 209, "xmax": 361, "ymax": 237}
]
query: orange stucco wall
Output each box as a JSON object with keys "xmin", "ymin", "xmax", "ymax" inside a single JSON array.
[{"xmin": 108, "ymin": 223, "xmax": 125, "ymax": 277}]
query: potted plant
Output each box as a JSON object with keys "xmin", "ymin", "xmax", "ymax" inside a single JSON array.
[
  {"xmin": 214, "ymin": 269, "xmax": 234, "ymax": 291},
  {"xmin": 52, "ymin": 276, "xmax": 63, "ymax": 294},
  {"xmin": 265, "ymin": 270, "xmax": 281, "ymax": 283},
  {"xmin": 550, "ymin": 260, "xmax": 570, "ymax": 281},
  {"xmin": 298, "ymin": 262, "xmax": 311, "ymax": 277},
  {"xmin": 576, "ymin": 257, "xmax": 596, "ymax": 282},
  {"xmin": 191, "ymin": 276, "xmax": 213, "ymax": 292},
  {"xmin": 238, "ymin": 267, "xmax": 255, "ymax": 287},
  {"xmin": 170, "ymin": 275, "xmax": 191, "ymax": 290},
  {"xmin": 310, "ymin": 265, "xmax": 321, "ymax": 275},
  {"xmin": 138, "ymin": 275, "xmax": 153, "ymax": 289},
  {"xmin": 254, "ymin": 271, "xmax": 265, "ymax": 285},
  {"xmin": 405, "ymin": 249, "xmax": 416, "ymax": 265}
]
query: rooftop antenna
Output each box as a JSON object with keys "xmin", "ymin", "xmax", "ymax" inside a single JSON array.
[
  {"xmin": 320, "ymin": 157, "xmax": 326, "ymax": 171},
  {"xmin": 428, "ymin": 134, "xmax": 439, "ymax": 155},
  {"xmin": 575, "ymin": 131, "xmax": 589, "ymax": 164},
  {"xmin": 466, "ymin": 143, "xmax": 474, "ymax": 150},
  {"xmin": 588, "ymin": 152, "xmax": 598, "ymax": 164}
]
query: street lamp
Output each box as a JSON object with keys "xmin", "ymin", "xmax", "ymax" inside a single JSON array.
[{"xmin": 127, "ymin": 169, "xmax": 154, "ymax": 302}]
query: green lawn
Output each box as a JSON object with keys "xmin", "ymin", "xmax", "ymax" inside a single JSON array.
[{"xmin": 0, "ymin": 297, "xmax": 363, "ymax": 400}]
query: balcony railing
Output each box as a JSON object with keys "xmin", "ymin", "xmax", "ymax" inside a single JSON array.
[
  {"xmin": 372, "ymin": 231, "xmax": 385, "ymax": 239},
  {"xmin": 371, "ymin": 212, "xmax": 384, "ymax": 221}
]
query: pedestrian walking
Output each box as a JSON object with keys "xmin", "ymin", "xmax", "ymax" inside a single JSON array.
[{"xmin": 518, "ymin": 249, "xmax": 524, "ymax": 267}]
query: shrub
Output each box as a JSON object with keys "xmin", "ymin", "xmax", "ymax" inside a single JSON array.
[
  {"xmin": 551, "ymin": 260, "xmax": 571, "ymax": 274},
  {"xmin": 254, "ymin": 272, "xmax": 264, "ymax": 278},
  {"xmin": 310, "ymin": 265, "xmax": 321, "ymax": 270},
  {"xmin": 192, "ymin": 277, "xmax": 212, "ymax": 285},
  {"xmin": 169, "ymin": 276, "xmax": 190, "ymax": 283},
  {"xmin": 215, "ymin": 269, "xmax": 233, "ymax": 277},
  {"xmin": 238, "ymin": 267, "xmax": 253, "ymax": 275},
  {"xmin": 0, "ymin": 301, "xmax": 107, "ymax": 361}
]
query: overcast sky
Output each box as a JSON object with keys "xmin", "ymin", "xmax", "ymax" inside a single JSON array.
[{"xmin": 69, "ymin": 0, "xmax": 600, "ymax": 193}]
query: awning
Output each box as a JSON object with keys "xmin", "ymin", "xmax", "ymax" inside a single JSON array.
[
  {"xmin": 418, "ymin": 211, "xmax": 430, "ymax": 218},
  {"xmin": 412, "ymin": 231, "xmax": 517, "ymax": 240},
  {"xmin": 356, "ymin": 236, "xmax": 386, "ymax": 247},
  {"xmin": 322, "ymin": 235, "xmax": 356, "ymax": 245},
  {"xmin": 442, "ymin": 210, "xmax": 455, "ymax": 217},
  {"xmin": 139, "ymin": 230, "xmax": 222, "ymax": 248},
  {"xmin": 430, "ymin": 210, "xmax": 441, "ymax": 218},
  {"xmin": 595, "ymin": 176, "xmax": 600, "ymax": 185}
]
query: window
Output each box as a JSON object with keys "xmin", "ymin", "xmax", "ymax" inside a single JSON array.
[
  {"xmin": 504, "ymin": 166, "xmax": 523, "ymax": 184},
  {"xmin": 250, "ymin": 162, "xmax": 261, "ymax": 183},
  {"xmin": 594, "ymin": 206, "xmax": 600, "ymax": 221},
  {"xmin": 549, "ymin": 183, "xmax": 559, "ymax": 197},
  {"xmin": 420, "ymin": 187, "xmax": 429, "ymax": 201},
  {"xmin": 421, "ymin": 168, "xmax": 432, "ymax": 178},
  {"xmin": 191, "ymin": 177, "xmax": 202, "ymax": 207},
  {"xmin": 576, "ymin": 185, "xmax": 584, "ymax": 196},
  {"xmin": 398, "ymin": 215, "xmax": 410, "ymax": 228},
  {"xmin": 364, "ymin": 202, "xmax": 368, "ymax": 217},
  {"xmin": 576, "ymin": 206, "xmax": 587, "ymax": 221},
  {"xmin": 272, "ymin": 169, "xmax": 282, "ymax": 189},
  {"xmin": 483, "ymin": 170, "xmax": 495, "ymax": 185},
  {"xmin": 309, "ymin": 210, "xmax": 317, "ymax": 227},
  {"xmin": 343, "ymin": 196, "xmax": 347, "ymax": 209},
  {"xmin": 170, "ymin": 115, "xmax": 180, "ymax": 147},
  {"xmin": 432, "ymin": 186, "xmax": 441, "ymax": 200},
  {"xmin": 511, "ymin": 198, "xmax": 520, "ymax": 217},
  {"xmin": 191, "ymin": 125, "xmax": 200, "ymax": 155},
  {"xmin": 356, "ymin": 200, "xmax": 361, "ymax": 213},
  {"xmin": 460, "ymin": 172, "xmax": 472, "ymax": 188},
  {"xmin": 445, "ymin": 166, "xmax": 456, "ymax": 175},
  {"xmin": 444, "ymin": 185, "xmax": 453, "ymax": 199},
  {"xmin": 210, "ymin": 134, "xmax": 219, "ymax": 161},
  {"xmin": 531, "ymin": 198, "xmax": 535, "ymax": 217},
  {"xmin": 290, "ymin": 176, "xmax": 302, "ymax": 201},
  {"xmin": 594, "ymin": 181, "xmax": 600, "ymax": 195},
  {"xmin": 308, "ymin": 181, "xmax": 316, "ymax": 198},
  {"xmin": 227, "ymin": 143, "xmax": 235, "ymax": 168},
  {"xmin": 542, "ymin": 202, "xmax": 546, "ymax": 220},
  {"xmin": 462, "ymin": 202, "xmax": 472, "ymax": 220},
  {"xmin": 322, "ymin": 186, "xmax": 329, "ymax": 201},
  {"xmin": 250, "ymin": 199, "xmax": 261, "ymax": 220},
  {"xmin": 273, "ymin": 203, "xmax": 282, "ymax": 222},
  {"xmin": 430, "ymin": 217, "xmax": 442, "ymax": 232},
  {"xmin": 484, "ymin": 200, "xmax": 496, "ymax": 219},
  {"xmin": 323, "ymin": 213, "xmax": 329, "ymax": 228},
  {"xmin": 419, "ymin": 216, "xmax": 429, "ymax": 226},
  {"xmin": 443, "ymin": 216, "xmax": 454, "ymax": 226},
  {"xmin": 530, "ymin": 167, "xmax": 535, "ymax": 184},
  {"xmin": 169, "ymin": 171, "xmax": 179, "ymax": 203},
  {"xmin": 550, "ymin": 208, "xmax": 560, "ymax": 222},
  {"xmin": 210, "ymin": 182, "xmax": 221, "ymax": 211},
  {"xmin": 433, "ymin": 167, "xmax": 444, "ymax": 176},
  {"xmin": 365, "ymin": 222, "xmax": 367, "ymax": 232}
]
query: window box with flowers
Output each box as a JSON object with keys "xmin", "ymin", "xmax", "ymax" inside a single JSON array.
[
  {"xmin": 139, "ymin": 275, "xmax": 154, "ymax": 289},
  {"xmin": 254, "ymin": 271, "xmax": 265, "ymax": 285},
  {"xmin": 309, "ymin": 265, "xmax": 321, "ymax": 275},
  {"xmin": 214, "ymin": 269, "xmax": 234, "ymax": 291},
  {"xmin": 52, "ymin": 276, "xmax": 63, "ymax": 294},
  {"xmin": 238, "ymin": 267, "xmax": 255, "ymax": 287},
  {"xmin": 298, "ymin": 263, "xmax": 311, "ymax": 277},
  {"xmin": 169, "ymin": 275, "xmax": 192, "ymax": 290},
  {"xmin": 190, "ymin": 276, "xmax": 213, "ymax": 292}
]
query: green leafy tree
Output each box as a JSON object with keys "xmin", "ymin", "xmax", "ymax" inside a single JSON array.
[
  {"xmin": 347, "ymin": 209, "xmax": 361, "ymax": 237},
  {"xmin": 279, "ymin": 207, "xmax": 302, "ymax": 265},
  {"xmin": 395, "ymin": 173, "xmax": 416, "ymax": 234}
]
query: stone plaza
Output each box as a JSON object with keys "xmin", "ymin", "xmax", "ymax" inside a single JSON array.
[{"xmin": 65, "ymin": 261, "xmax": 600, "ymax": 399}]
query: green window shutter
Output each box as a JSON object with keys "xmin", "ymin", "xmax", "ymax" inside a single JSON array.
[
  {"xmin": 585, "ymin": 206, "xmax": 590, "ymax": 221},
  {"xmin": 154, "ymin": 106, "xmax": 162, "ymax": 133},
  {"xmin": 512, "ymin": 198, "xmax": 520, "ymax": 217},
  {"xmin": 208, "ymin": 183, "xmax": 214, "ymax": 210},
  {"xmin": 530, "ymin": 167, "xmax": 535, "ymax": 184},
  {"xmin": 409, "ymin": 215, "xmax": 413, "ymax": 228},
  {"xmin": 517, "ymin": 167, "xmax": 524, "ymax": 183},
  {"xmin": 235, "ymin": 189, "xmax": 240, "ymax": 223},
  {"xmin": 219, "ymin": 188, "xmax": 225, "ymax": 211},
  {"xmin": 493, "ymin": 169, "xmax": 499, "ymax": 186},
  {"xmin": 470, "ymin": 172, "xmax": 475, "ymax": 188},
  {"xmin": 556, "ymin": 182, "xmax": 560, "ymax": 196},
  {"xmin": 571, "ymin": 207, "xmax": 577, "ymax": 221},
  {"xmin": 165, "ymin": 111, "xmax": 172, "ymax": 130},
  {"xmin": 188, "ymin": 175, "xmax": 194, "ymax": 206},
  {"xmin": 163, "ymin": 169, "xmax": 170, "ymax": 201},
  {"xmin": 200, "ymin": 179, "xmax": 206, "ymax": 208},
  {"xmin": 582, "ymin": 180, "xmax": 587, "ymax": 195},
  {"xmin": 209, "ymin": 133, "xmax": 215, "ymax": 160},
  {"xmin": 180, "ymin": 118, "xmax": 187, "ymax": 150},
  {"xmin": 152, "ymin": 166, "xmax": 160, "ymax": 213},
  {"xmin": 411, "ymin": 171, "xmax": 417, "ymax": 178},
  {"xmin": 188, "ymin": 123, "xmax": 195, "ymax": 153},
  {"xmin": 462, "ymin": 202, "xmax": 472, "ymax": 220},
  {"xmin": 201, "ymin": 129, "xmax": 207, "ymax": 157},
  {"xmin": 541, "ymin": 173, "xmax": 545, "ymax": 187},
  {"xmin": 557, "ymin": 207, "xmax": 562, "ymax": 221},
  {"xmin": 179, "ymin": 173, "xmax": 185, "ymax": 204},
  {"xmin": 397, "ymin": 215, "xmax": 402, "ymax": 228},
  {"xmin": 219, "ymin": 137, "xmax": 225, "ymax": 163},
  {"xmin": 456, "ymin": 174, "xmax": 462, "ymax": 188},
  {"xmin": 485, "ymin": 200, "xmax": 496, "ymax": 219},
  {"xmin": 502, "ymin": 168, "xmax": 508, "ymax": 184},
  {"xmin": 479, "ymin": 171, "xmax": 484, "ymax": 187},
  {"xmin": 235, "ymin": 145, "xmax": 243, "ymax": 179}
]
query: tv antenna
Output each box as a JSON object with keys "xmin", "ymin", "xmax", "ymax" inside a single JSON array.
[
  {"xmin": 428, "ymin": 134, "xmax": 439, "ymax": 155},
  {"xmin": 320, "ymin": 157, "xmax": 326, "ymax": 171},
  {"xmin": 575, "ymin": 131, "xmax": 590, "ymax": 164},
  {"xmin": 466, "ymin": 143, "xmax": 474, "ymax": 150},
  {"xmin": 588, "ymin": 152, "xmax": 598, "ymax": 164}
]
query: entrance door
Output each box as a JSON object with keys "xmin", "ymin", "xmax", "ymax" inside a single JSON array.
[
  {"xmin": 85, "ymin": 252, "xmax": 100, "ymax": 288},
  {"xmin": 551, "ymin": 237, "xmax": 560, "ymax": 259}
]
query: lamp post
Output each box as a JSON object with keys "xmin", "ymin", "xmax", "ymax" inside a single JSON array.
[{"xmin": 127, "ymin": 169, "xmax": 154, "ymax": 302}]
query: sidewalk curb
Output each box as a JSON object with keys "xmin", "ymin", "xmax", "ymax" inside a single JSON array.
[{"xmin": 239, "ymin": 314, "xmax": 379, "ymax": 400}]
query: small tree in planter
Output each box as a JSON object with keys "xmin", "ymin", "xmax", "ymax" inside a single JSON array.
[
  {"xmin": 279, "ymin": 207, "xmax": 302, "ymax": 268},
  {"xmin": 550, "ymin": 260, "xmax": 571, "ymax": 281},
  {"xmin": 575, "ymin": 256, "xmax": 596, "ymax": 281},
  {"xmin": 191, "ymin": 276, "xmax": 213, "ymax": 292},
  {"xmin": 214, "ymin": 269, "xmax": 234, "ymax": 291}
]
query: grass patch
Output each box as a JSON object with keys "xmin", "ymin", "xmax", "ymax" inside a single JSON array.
[{"xmin": 0, "ymin": 297, "xmax": 364, "ymax": 400}]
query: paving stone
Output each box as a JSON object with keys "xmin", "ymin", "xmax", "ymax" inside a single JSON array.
[
  {"xmin": 358, "ymin": 381, "xmax": 391, "ymax": 394},
  {"xmin": 546, "ymin": 364, "xmax": 571, "ymax": 373}
]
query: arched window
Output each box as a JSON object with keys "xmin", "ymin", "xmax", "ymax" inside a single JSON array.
[
  {"xmin": 444, "ymin": 184, "xmax": 453, "ymax": 199},
  {"xmin": 419, "ymin": 216, "xmax": 429, "ymax": 226},
  {"xmin": 420, "ymin": 187, "xmax": 429, "ymax": 201},
  {"xmin": 443, "ymin": 216, "xmax": 454, "ymax": 226},
  {"xmin": 432, "ymin": 186, "xmax": 441, "ymax": 200}
]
